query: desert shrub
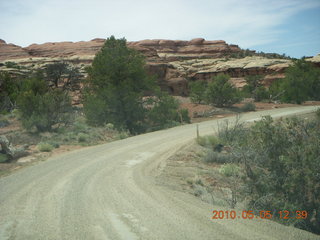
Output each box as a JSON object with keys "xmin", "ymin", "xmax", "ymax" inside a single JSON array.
[
  {"xmin": 219, "ymin": 164, "xmax": 241, "ymax": 177},
  {"xmin": 73, "ymin": 120, "xmax": 89, "ymax": 133},
  {"xmin": 0, "ymin": 153, "xmax": 9, "ymax": 163},
  {"xmin": 254, "ymin": 86, "xmax": 269, "ymax": 101},
  {"xmin": 117, "ymin": 131, "xmax": 130, "ymax": 140},
  {"xmin": 0, "ymin": 115, "xmax": 10, "ymax": 128},
  {"xmin": 203, "ymin": 150, "xmax": 233, "ymax": 164},
  {"xmin": 78, "ymin": 133, "xmax": 89, "ymax": 142},
  {"xmin": 37, "ymin": 143, "xmax": 54, "ymax": 152},
  {"xmin": 178, "ymin": 108, "xmax": 191, "ymax": 123},
  {"xmin": 196, "ymin": 135, "xmax": 219, "ymax": 148},
  {"xmin": 217, "ymin": 117, "xmax": 247, "ymax": 144},
  {"xmin": 242, "ymin": 75, "xmax": 268, "ymax": 101},
  {"xmin": 47, "ymin": 141, "xmax": 60, "ymax": 148},
  {"xmin": 244, "ymin": 75, "xmax": 262, "ymax": 92},
  {"xmin": 105, "ymin": 123, "xmax": 114, "ymax": 130},
  {"xmin": 0, "ymin": 72, "xmax": 23, "ymax": 112},
  {"xmin": 240, "ymin": 102, "xmax": 256, "ymax": 112},
  {"xmin": 189, "ymin": 81, "xmax": 207, "ymax": 104},
  {"xmin": 314, "ymin": 108, "xmax": 320, "ymax": 118},
  {"xmin": 268, "ymin": 80, "xmax": 284, "ymax": 102},
  {"xmin": 205, "ymin": 74, "xmax": 241, "ymax": 107},
  {"xmin": 147, "ymin": 92, "xmax": 189, "ymax": 130},
  {"xmin": 4, "ymin": 61, "xmax": 20, "ymax": 69},
  {"xmin": 218, "ymin": 116, "xmax": 320, "ymax": 234},
  {"xmin": 280, "ymin": 60, "xmax": 320, "ymax": 103},
  {"xmin": 18, "ymin": 75, "xmax": 73, "ymax": 132},
  {"xmin": 195, "ymin": 178, "xmax": 204, "ymax": 186}
]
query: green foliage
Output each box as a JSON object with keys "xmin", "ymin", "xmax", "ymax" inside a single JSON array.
[
  {"xmin": 83, "ymin": 93, "xmax": 109, "ymax": 126},
  {"xmin": 316, "ymin": 108, "xmax": 320, "ymax": 120},
  {"xmin": 189, "ymin": 81, "xmax": 207, "ymax": 104},
  {"xmin": 4, "ymin": 61, "xmax": 20, "ymax": 69},
  {"xmin": 229, "ymin": 49, "xmax": 293, "ymax": 60},
  {"xmin": 217, "ymin": 117, "xmax": 246, "ymax": 144},
  {"xmin": 117, "ymin": 131, "xmax": 130, "ymax": 140},
  {"xmin": 245, "ymin": 75, "xmax": 262, "ymax": 91},
  {"xmin": 77, "ymin": 133, "xmax": 89, "ymax": 142},
  {"xmin": 37, "ymin": 142, "xmax": 54, "ymax": 152},
  {"xmin": 84, "ymin": 36, "xmax": 190, "ymax": 134},
  {"xmin": 0, "ymin": 153, "xmax": 9, "ymax": 163},
  {"xmin": 219, "ymin": 164, "xmax": 241, "ymax": 177},
  {"xmin": 105, "ymin": 123, "xmax": 114, "ymax": 130},
  {"xmin": 18, "ymin": 74, "xmax": 73, "ymax": 132},
  {"xmin": 203, "ymin": 151, "xmax": 233, "ymax": 164},
  {"xmin": 196, "ymin": 135, "xmax": 219, "ymax": 148},
  {"xmin": 268, "ymin": 80, "xmax": 283, "ymax": 101},
  {"xmin": 178, "ymin": 108, "xmax": 191, "ymax": 123},
  {"xmin": 0, "ymin": 72, "xmax": 23, "ymax": 112},
  {"xmin": 217, "ymin": 116, "xmax": 320, "ymax": 234},
  {"xmin": 280, "ymin": 60, "xmax": 320, "ymax": 104},
  {"xmin": 242, "ymin": 75, "xmax": 268, "ymax": 101},
  {"xmin": 254, "ymin": 86, "xmax": 269, "ymax": 101},
  {"xmin": 205, "ymin": 74, "xmax": 241, "ymax": 107},
  {"xmin": 0, "ymin": 115, "xmax": 10, "ymax": 128},
  {"xmin": 45, "ymin": 62, "xmax": 81, "ymax": 89},
  {"xmin": 147, "ymin": 92, "xmax": 189, "ymax": 130},
  {"xmin": 240, "ymin": 102, "xmax": 256, "ymax": 112},
  {"xmin": 83, "ymin": 36, "xmax": 156, "ymax": 134}
]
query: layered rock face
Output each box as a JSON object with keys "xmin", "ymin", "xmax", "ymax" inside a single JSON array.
[
  {"xmin": 0, "ymin": 39, "xmax": 30, "ymax": 60},
  {"xmin": 0, "ymin": 38, "xmax": 318, "ymax": 95},
  {"xmin": 0, "ymin": 38, "xmax": 240, "ymax": 61}
]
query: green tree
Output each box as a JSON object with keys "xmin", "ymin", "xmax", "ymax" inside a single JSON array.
[
  {"xmin": 0, "ymin": 72, "xmax": 22, "ymax": 112},
  {"xmin": 18, "ymin": 72, "xmax": 72, "ymax": 132},
  {"xmin": 45, "ymin": 62, "xmax": 80, "ymax": 89},
  {"xmin": 205, "ymin": 74, "xmax": 241, "ymax": 107},
  {"xmin": 83, "ymin": 36, "xmax": 156, "ymax": 134},
  {"xmin": 242, "ymin": 75, "xmax": 268, "ymax": 101},
  {"xmin": 189, "ymin": 81, "xmax": 207, "ymax": 104},
  {"xmin": 281, "ymin": 60, "xmax": 320, "ymax": 104},
  {"xmin": 147, "ymin": 92, "xmax": 182, "ymax": 129},
  {"xmin": 245, "ymin": 75, "xmax": 262, "ymax": 91}
]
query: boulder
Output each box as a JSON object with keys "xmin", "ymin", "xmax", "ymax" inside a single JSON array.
[
  {"xmin": 189, "ymin": 38, "xmax": 205, "ymax": 45},
  {"xmin": 0, "ymin": 135, "xmax": 28, "ymax": 160}
]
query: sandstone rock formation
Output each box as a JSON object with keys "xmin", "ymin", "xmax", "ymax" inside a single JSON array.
[
  {"xmin": 0, "ymin": 38, "xmax": 319, "ymax": 96},
  {"xmin": 0, "ymin": 39, "xmax": 30, "ymax": 60}
]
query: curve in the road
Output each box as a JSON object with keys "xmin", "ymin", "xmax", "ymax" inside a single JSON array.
[{"xmin": 0, "ymin": 106, "xmax": 319, "ymax": 240}]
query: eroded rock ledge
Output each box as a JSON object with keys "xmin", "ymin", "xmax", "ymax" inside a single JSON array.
[{"xmin": 0, "ymin": 38, "xmax": 319, "ymax": 95}]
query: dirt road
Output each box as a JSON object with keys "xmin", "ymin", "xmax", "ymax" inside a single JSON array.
[{"xmin": 0, "ymin": 106, "xmax": 319, "ymax": 240}]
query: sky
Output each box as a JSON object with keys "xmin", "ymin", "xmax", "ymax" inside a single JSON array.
[{"xmin": 1, "ymin": 0, "xmax": 319, "ymax": 58}]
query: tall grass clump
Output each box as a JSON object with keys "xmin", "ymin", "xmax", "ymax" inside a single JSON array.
[{"xmin": 37, "ymin": 142, "xmax": 54, "ymax": 152}]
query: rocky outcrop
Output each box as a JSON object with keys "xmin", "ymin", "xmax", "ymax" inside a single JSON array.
[
  {"xmin": 0, "ymin": 38, "xmax": 241, "ymax": 61},
  {"xmin": 307, "ymin": 54, "xmax": 320, "ymax": 67},
  {"xmin": 0, "ymin": 39, "xmax": 30, "ymax": 60},
  {"xmin": 0, "ymin": 38, "xmax": 319, "ymax": 95},
  {"xmin": 24, "ymin": 39, "xmax": 105, "ymax": 58},
  {"xmin": 0, "ymin": 135, "xmax": 28, "ymax": 161}
]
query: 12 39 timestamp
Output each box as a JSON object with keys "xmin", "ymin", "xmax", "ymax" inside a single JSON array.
[{"xmin": 212, "ymin": 210, "xmax": 308, "ymax": 220}]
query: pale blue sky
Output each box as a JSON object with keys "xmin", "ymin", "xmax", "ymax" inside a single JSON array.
[{"xmin": 1, "ymin": 0, "xmax": 319, "ymax": 58}]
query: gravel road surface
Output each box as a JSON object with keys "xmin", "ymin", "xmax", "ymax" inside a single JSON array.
[{"xmin": 0, "ymin": 106, "xmax": 319, "ymax": 240}]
